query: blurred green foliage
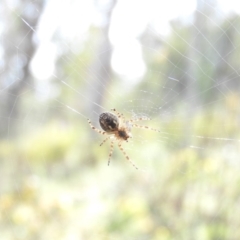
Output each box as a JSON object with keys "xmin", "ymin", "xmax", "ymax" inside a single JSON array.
[{"xmin": 0, "ymin": 91, "xmax": 240, "ymax": 239}]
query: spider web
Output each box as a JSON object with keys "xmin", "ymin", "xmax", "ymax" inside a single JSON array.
[{"xmin": 1, "ymin": 0, "xmax": 240, "ymax": 239}]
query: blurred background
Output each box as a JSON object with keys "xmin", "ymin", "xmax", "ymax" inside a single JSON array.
[{"xmin": 0, "ymin": 0, "xmax": 240, "ymax": 239}]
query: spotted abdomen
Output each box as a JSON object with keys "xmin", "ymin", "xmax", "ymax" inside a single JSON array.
[{"xmin": 99, "ymin": 112, "xmax": 119, "ymax": 132}]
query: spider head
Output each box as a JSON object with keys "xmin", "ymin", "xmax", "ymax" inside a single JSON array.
[{"xmin": 99, "ymin": 112, "xmax": 119, "ymax": 132}]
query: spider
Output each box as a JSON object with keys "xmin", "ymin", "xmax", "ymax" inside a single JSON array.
[{"xmin": 88, "ymin": 108, "xmax": 158, "ymax": 169}]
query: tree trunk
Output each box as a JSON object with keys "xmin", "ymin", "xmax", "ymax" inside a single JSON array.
[
  {"xmin": 0, "ymin": 0, "xmax": 45, "ymax": 137},
  {"xmin": 86, "ymin": 0, "xmax": 117, "ymax": 121}
]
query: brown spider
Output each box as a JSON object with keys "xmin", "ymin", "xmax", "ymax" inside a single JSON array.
[{"xmin": 88, "ymin": 108, "xmax": 157, "ymax": 169}]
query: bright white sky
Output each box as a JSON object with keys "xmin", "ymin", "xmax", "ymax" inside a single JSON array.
[{"xmin": 30, "ymin": 0, "xmax": 240, "ymax": 81}]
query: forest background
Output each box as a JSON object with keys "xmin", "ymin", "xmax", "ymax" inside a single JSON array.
[{"xmin": 0, "ymin": 0, "xmax": 240, "ymax": 239}]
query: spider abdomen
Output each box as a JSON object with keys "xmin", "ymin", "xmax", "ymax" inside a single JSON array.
[{"xmin": 99, "ymin": 112, "xmax": 119, "ymax": 132}]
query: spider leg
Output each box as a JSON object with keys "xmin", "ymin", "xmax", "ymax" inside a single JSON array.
[
  {"xmin": 118, "ymin": 142, "xmax": 138, "ymax": 170},
  {"xmin": 88, "ymin": 119, "xmax": 106, "ymax": 135},
  {"xmin": 108, "ymin": 140, "xmax": 114, "ymax": 166},
  {"xmin": 111, "ymin": 108, "xmax": 125, "ymax": 122},
  {"xmin": 129, "ymin": 116, "xmax": 151, "ymax": 122},
  {"xmin": 132, "ymin": 123, "xmax": 166, "ymax": 134},
  {"xmin": 100, "ymin": 136, "xmax": 110, "ymax": 146},
  {"xmin": 111, "ymin": 109, "xmax": 151, "ymax": 123},
  {"xmin": 110, "ymin": 108, "xmax": 120, "ymax": 115}
]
